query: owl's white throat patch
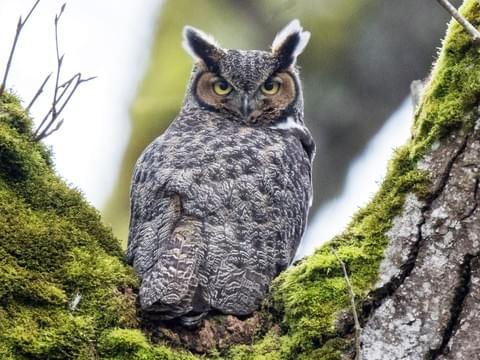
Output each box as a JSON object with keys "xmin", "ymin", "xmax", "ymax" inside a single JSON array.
[{"xmin": 270, "ymin": 116, "xmax": 305, "ymax": 131}]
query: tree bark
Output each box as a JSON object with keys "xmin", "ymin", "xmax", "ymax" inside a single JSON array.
[
  {"xmin": 361, "ymin": 119, "xmax": 480, "ymax": 359},
  {"xmin": 359, "ymin": 2, "xmax": 480, "ymax": 358}
]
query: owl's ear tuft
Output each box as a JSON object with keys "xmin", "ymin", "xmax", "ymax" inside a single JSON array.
[
  {"xmin": 183, "ymin": 26, "xmax": 224, "ymax": 70},
  {"xmin": 271, "ymin": 19, "xmax": 310, "ymax": 69}
]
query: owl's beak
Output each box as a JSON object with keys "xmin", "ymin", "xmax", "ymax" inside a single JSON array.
[{"xmin": 240, "ymin": 95, "xmax": 254, "ymax": 117}]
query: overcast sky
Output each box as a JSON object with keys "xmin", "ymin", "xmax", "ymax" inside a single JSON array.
[{"xmin": 0, "ymin": 0, "xmax": 161, "ymax": 207}]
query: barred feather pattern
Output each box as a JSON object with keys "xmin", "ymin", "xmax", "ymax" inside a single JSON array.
[
  {"xmin": 128, "ymin": 109, "xmax": 313, "ymax": 319},
  {"xmin": 127, "ymin": 31, "xmax": 314, "ymax": 322}
]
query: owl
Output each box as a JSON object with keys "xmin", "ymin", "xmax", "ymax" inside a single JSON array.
[{"xmin": 127, "ymin": 20, "xmax": 314, "ymax": 326}]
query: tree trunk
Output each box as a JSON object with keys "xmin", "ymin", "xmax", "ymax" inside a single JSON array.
[
  {"xmin": 361, "ymin": 116, "xmax": 480, "ymax": 359},
  {"xmin": 359, "ymin": 2, "xmax": 480, "ymax": 358}
]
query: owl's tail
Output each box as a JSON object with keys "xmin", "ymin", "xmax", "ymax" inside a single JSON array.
[{"xmin": 138, "ymin": 217, "xmax": 208, "ymax": 322}]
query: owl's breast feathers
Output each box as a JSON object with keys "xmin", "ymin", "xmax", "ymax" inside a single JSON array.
[{"xmin": 127, "ymin": 113, "xmax": 314, "ymax": 320}]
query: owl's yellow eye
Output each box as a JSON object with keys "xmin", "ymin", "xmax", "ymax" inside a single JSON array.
[
  {"xmin": 260, "ymin": 79, "xmax": 281, "ymax": 95},
  {"xmin": 212, "ymin": 79, "xmax": 232, "ymax": 96}
]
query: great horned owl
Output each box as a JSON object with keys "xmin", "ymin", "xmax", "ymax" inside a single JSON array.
[{"xmin": 127, "ymin": 20, "xmax": 314, "ymax": 326}]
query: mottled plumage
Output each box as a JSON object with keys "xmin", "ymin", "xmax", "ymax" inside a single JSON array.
[{"xmin": 127, "ymin": 20, "xmax": 315, "ymax": 325}]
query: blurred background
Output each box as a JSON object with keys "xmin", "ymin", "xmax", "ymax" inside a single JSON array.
[{"xmin": 0, "ymin": 0, "xmax": 460, "ymax": 257}]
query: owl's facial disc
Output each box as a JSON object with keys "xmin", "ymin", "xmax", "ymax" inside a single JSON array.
[{"xmin": 195, "ymin": 71, "xmax": 296, "ymax": 124}]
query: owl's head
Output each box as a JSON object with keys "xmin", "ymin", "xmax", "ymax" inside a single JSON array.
[{"xmin": 182, "ymin": 20, "xmax": 310, "ymax": 126}]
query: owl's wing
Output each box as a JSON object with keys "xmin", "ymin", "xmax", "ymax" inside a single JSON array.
[
  {"xmin": 289, "ymin": 124, "xmax": 315, "ymax": 255},
  {"xmin": 303, "ymin": 126, "xmax": 315, "ymax": 202},
  {"xmin": 297, "ymin": 125, "xmax": 316, "ymax": 163},
  {"xmin": 126, "ymin": 150, "xmax": 180, "ymax": 278},
  {"xmin": 127, "ymin": 148, "xmax": 206, "ymax": 316}
]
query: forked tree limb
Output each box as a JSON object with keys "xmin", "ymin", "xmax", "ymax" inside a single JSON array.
[
  {"xmin": 33, "ymin": 4, "xmax": 96, "ymax": 141},
  {"xmin": 0, "ymin": 1, "xmax": 95, "ymax": 141},
  {"xmin": 51, "ymin": 4, "xmax": 66, "ymax": 121}
]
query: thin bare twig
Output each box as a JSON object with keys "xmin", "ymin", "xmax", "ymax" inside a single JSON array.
[
  {"xmin": 331, "ymin": 247, "xmax": 362, "ymax": 360},
  {"xmin": 58, "ymin": 73, "xmax": 82, "ymax": 89},
  {"xmin": 51, "ymin": 4, "xmax": 66, "ymax": 121},
  {"xmin": 35, "ymin": 74, "xmax": 96, "ymax": 141},
  {"xmin": 436, "ymin": 0, "xmax": 480, "ymax": 46},
  {"xmin": 33, "ymin": 3, "xmax": 96, "ymax": 141},
  {"xmin": 55, "ymin": 76, "xmax": 96, "ymax": 120},
  {"xmin": 26, "ymin": 72, "xmax": 52, "ymax": 112},
  {"xmin": 41, "ymin": 118, "xmax": 64, "ymax": 139},
  {"xmin": 34, "ymin": 73, "xmax": 80, "ymax": 135},
  {"xmin": 0, "ymin": 0, "xmax": 41, "ymax": 97}
]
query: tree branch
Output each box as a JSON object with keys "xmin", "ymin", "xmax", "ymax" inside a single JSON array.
[
  {"xmin": 0, "ymin": 0, "xmax": 41, "ymax": 97},
  {"xmin": 26, "ymin": 72, "xmax": 52, "ymax": 112},
  {"xmin": 51, "ymin": 4, "xmax": 66, "ymax": 121},
  {"xmin": 436, "ymin": 0, "xmax": 480, "ymax": 45},
  {"xmin": 33, "ymin": 4, "xmax": 96, "ymax": 141}
]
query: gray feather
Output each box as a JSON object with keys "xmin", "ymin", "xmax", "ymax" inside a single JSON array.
[{"xmin": 127, "ymin": 22, "xmax": 314, "ymax": 323}]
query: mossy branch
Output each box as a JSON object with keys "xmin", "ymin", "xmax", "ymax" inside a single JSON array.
[{"xmin": 0, "ymin": 0, "xmax": 40, "ymax": 97}]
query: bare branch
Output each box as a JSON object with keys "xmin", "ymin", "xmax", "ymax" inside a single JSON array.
[
  {"xmin": 33, "ymin": 73, "xmax": 80, "ymax": 137},
  {"xmin": 436, "ymin": 0, "xmax": 480, "ymax": 46},
  {"xmin": 0, "ymin": 0, "xmax": 41, "ymax": 97},
  {"xmin": 26, "ymin": 72, "xmax": 52, "ymax": 112},
  {"xmin": 33, "ymin": 3, "xmax": 96, "ymax": 141},
  {"xmin": 36, "ymin": 119, "xmax": 64, "ymax": 141},
  {"xmin": 23, "ymin": 0, "xmax": 41, "ymax": 24},
  {"xmin": 331, "ymin": 247, "xmax": 362, "ymax": 360},
  {"xmin": 58, "ymin": 73, "xmax": 80, "ymax": 89},
  {"xmin": 35, "ymin": 73, "xmax": 94, "ymax": 141},
  {"xmin": 51, "ymin": 5, "xmax": 66, "ymax": 121},
  {"xmin": 1, "ymin": 1, "xmax": 93, "ymax": 141},
  {"xmin": 79, "ymin": 76, "xmax": 97, "ymax": 84},
  {"xmin": 51, "ymin": 75, "xmax": 82, "ymax": 120}
]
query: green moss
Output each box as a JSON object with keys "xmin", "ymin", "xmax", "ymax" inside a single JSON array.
[
  {"xmin": 228, "ymin": 330, "xmax": 283, "ymax": 360},
  {"xmin": 0, "ymin": 93, "xmax": 197, "ymax": 359},
  {"xmin": 0, "ymin": 92, "xmax": 32, "ymax": 135},
  {"xmin": 98, "ymin": 329, "xmax": 150, "ymax": 358},
  {"xmin": 413, "ymin": 0, "xmax": 480, "ymax": 152},
  {"xmin": 98, "ymin": 329, "xmax": 199, "ymax": 360}
]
